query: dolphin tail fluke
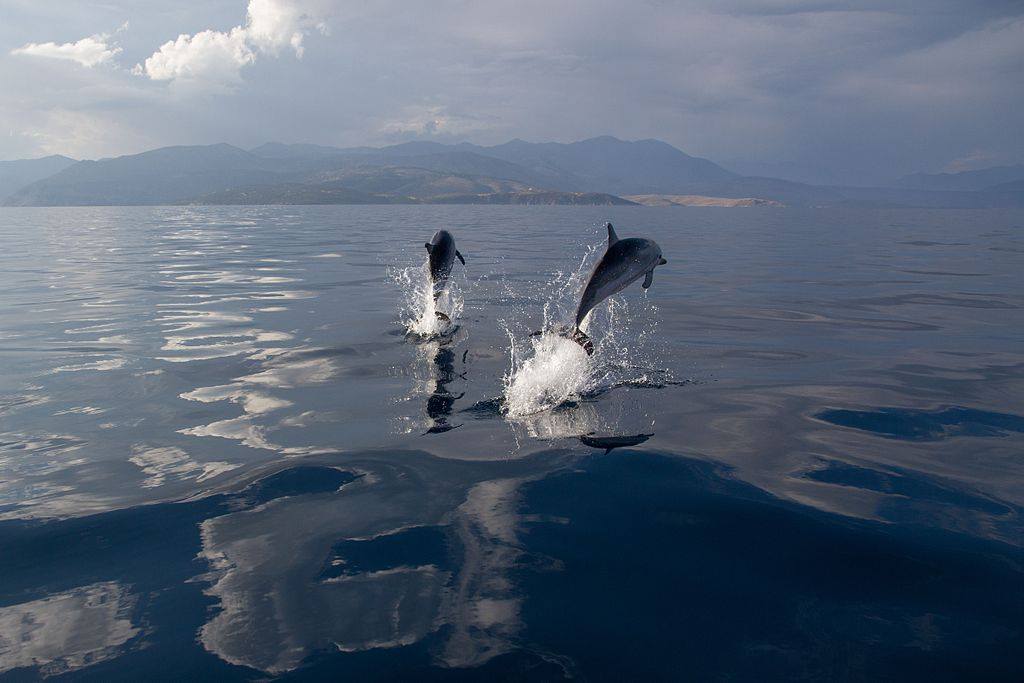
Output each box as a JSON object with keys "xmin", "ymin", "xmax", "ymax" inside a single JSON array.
[
  {"xmin": 570, "ymin": 327, "xmax": 595, "ymax": 356},
  {"xmin": 529, "ymin": 327, "xmax": 594, "ymax": 355},
  {"xmin": 435, "ymin": 311, "xmax": 451, "ymax": 323}
]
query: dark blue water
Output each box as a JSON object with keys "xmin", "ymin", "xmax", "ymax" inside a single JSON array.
[{"xmin": 0, "ymin": 206, "xmax": 1021, "ymax": 680}]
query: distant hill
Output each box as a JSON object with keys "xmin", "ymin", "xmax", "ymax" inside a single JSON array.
[
  {"xmin": 184, "ymin": 181, "xmax": 634, "ymax": 206},
  {"xmin": 4, "ymin": 144, "xmax": 284, "ymax": 206},
  {"xmin": 986, "ymin": 179, "xmax": 1024, "ymax": 193},
  {"xmin": 893, "ymin": 165, "xmax": 1024, "ymax": 192},
  {"xmin": 340, "ymin": 150, "xmax": 552, "ymax": 188},
  {"xmin": 475, "ymin": 136, "xmax": 737, "ymax": 195},
  {"xmin": 186, "ymin": 182, "xmax": 393, "ymax": 205},
  {"xmin": 976, "ymin": 180, "xmax": 1024, "ymax": 208},
  {"xmin": 4, "ymin": 137, "xmax": 1022, "ymax": 208},
  {"xmin": 719, "ymin": 158, "xmax": 854, "ymax": 186},
  {"xmin": 7, "ymin": 137, "xmax": 691, "ymax": 206},
  {"xmin": 249, "ymin": 136, "xmax": 738, "ymax": 194},
  {"xmin": 0, "ymin": 155, "xmax": 77, "ymax": 201},
  {"xmin": 309, "ymin": 166, "xmax": 531, "ymax": 198}
]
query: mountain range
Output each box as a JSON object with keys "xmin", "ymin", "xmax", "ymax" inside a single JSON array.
[
  {"xmin": 892, "ymin": 165, "xmax": 1024, "ymax": 192},
  {"xmin": 0, "ymin": 155, "xmax": 76, "ymax": 201},
  {"xmin": 2, "ymin": 137, "xmax": 1023, "ymax": 208}
]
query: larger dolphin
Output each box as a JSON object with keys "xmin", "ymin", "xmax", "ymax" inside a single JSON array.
[
  {"xmin": 568, "ymin": 223, "xmax": 666, "ymax": 354},
  {"xmin": 424, "ymin": 230, "xmax": 465, "ymax": 322}
]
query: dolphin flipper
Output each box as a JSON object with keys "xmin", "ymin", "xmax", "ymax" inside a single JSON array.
[
  {"xmin": 425, "ymin": 242, "xmax": 432, "ymax": 251},
  {"xmin": 642, "ymin": 270, "xmax": 654, "ymax": 289},
  {"xmin": 456, "ymin": 250, "xmax": 465, "ymax": 266}
]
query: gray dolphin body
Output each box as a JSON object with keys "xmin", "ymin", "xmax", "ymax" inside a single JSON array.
[
  {"xmin": 568, "ymin": 223, "xmax": 666, "ymax": 354},
  {"xmin": 424, "ymin": 230, "xmax": 465, "ymax": 322}
]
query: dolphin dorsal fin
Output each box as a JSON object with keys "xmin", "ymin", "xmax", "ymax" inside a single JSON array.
[{"xmin": 606, "ymin": 223, "xmax": 619, "ymax": 246}]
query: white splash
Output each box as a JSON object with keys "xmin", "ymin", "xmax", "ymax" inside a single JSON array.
[
  {"xmin": 392, "ymin": 261, "xmax": 464, "ymax": 338},
  {"xmin": 502, "ymin": 331, "xmax": 595, "ymax": 417}
]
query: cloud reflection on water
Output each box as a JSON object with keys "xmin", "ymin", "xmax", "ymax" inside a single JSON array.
[{"xmin": 0, "ymin": 582, "xmax": 141, "ymax": 677}]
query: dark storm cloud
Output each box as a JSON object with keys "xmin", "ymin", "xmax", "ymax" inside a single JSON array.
[{"xmin": 2, "ymin": 0, "xmax": 1021, "ymax": 183}]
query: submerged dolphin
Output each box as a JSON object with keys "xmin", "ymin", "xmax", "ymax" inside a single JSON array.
[
  {"xmin": 568, "ymin": 223, "xmax": 666, "ymax": 354},
  {"xmin": 424, "ymin": 230, "xmax": 465, "ymax": 322}
]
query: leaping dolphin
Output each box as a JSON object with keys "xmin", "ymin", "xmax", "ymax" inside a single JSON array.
[
  {"xmin": 566, "ymin": 223, "xmax": 667, "ymax": 354},
  {"xmin": 424, "ymin": 230, "xmax": 465, "ymax": 323}
]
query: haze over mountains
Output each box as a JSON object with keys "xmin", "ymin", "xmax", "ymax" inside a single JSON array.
[
  {"xmin": 892, "ymin": 165, "xmax": 1024, "ymax": 192},
  {"xmin": 0, "ymin": 155, "xmax": 76, "ymax": 201},
  {"xmin": 2, "ymin": 137, "xmax": 1023, "ymax": 208}
]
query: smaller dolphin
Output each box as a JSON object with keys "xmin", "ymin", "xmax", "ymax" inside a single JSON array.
[
  {"xmin": 568, "ymin": 223, "xmax": 666, "ymax": 354},
  {"xmin": 424, "ymin": 230, "xmax": 465, "ymax": 323}
]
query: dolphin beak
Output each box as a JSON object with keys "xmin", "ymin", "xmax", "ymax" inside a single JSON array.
[{"xmin": 658, "ymin": 258, "xmax": 667, "ymax": 265}]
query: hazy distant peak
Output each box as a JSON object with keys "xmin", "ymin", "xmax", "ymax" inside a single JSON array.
[
  {"xmin": 894, "ymin": 164, "xmax": 1024, "ymax": 192},
  {"xmin": 134, "ymin": 142, "xmax": 250, "ymax": 156},
  {"xmin": 0, "ymin": 154, "xmax": 79, "ymax": 202},
  {"xmin": 0, "ymin": 153, "xmax": 76, "ymax": 164}
]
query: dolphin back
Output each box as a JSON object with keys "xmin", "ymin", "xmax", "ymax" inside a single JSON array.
[{"xmin": 426, "ymin": 230, "xmax": 457, "ymax": 284}]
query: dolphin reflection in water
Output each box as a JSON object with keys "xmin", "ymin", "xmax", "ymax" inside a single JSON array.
[
  {"xmin": 578, "ymin": 432, "xmax": 654, "ymax": 454},
  {"xmin": 424, "ymin": 230, "xmax": 465, "ymax": 324},
  {"xmin": 424, "ymin": 346, "xmax": 466, "ymax": 435}
]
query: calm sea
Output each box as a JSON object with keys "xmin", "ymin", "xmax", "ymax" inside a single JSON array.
[{"xmin": 0, "ymin": 205, "xmax": 1022, "ymax": 680}]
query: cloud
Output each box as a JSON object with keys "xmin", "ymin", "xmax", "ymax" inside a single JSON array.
[
  {"xmin": 134, "ymin": 0, "xmax": 331, "ymax": 84},
  {"xmin": 12, "ymin": 30, "xmax": 122, "ymax": 68},
  {"xmin": 377, "ymin": 105, "xmax": 497, "ymax": 141},
  {"xmin": 133, "ymin": 27, "xmax": 255, "ymax": 83},
  {"xmin": 944, "ymin": 150, "xmax": 994, "ymax": 173}
]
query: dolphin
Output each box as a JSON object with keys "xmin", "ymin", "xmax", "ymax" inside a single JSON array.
[
  {"xmin": 567, "ymin": 223, "xmax": 667, "ymax": 354},
  {"xmin": 424, "ymin": 230, "xmax": 465, "ymax": 323}
]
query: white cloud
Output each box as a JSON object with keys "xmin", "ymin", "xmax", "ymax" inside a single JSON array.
[
  {"xmin": 135, "ymin": 0, "xmax": 332, "ymax": 84},
  {"xmin": 134, "ymin": 27, "xmax": 255, "ymax": 83},
  {"xmin": 246, "ymin": 0, "xmax": 323, "ymax": 56},
  {"xmin": 378, "ymin": 105, "xmax": 494, "ymax": 140},
  {"xmin": 12, "ymin": 32, "xmax": 122, "ymax": 68}
]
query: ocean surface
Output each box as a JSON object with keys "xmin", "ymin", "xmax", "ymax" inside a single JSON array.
[{"xmin": 0, "ymin": 205, "xmax": 1021, "ymax": 681}]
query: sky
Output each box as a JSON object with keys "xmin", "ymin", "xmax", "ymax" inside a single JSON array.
[{"xmin": 1, "ymin": 0, "xmax": 1022, "ymax": 184}]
